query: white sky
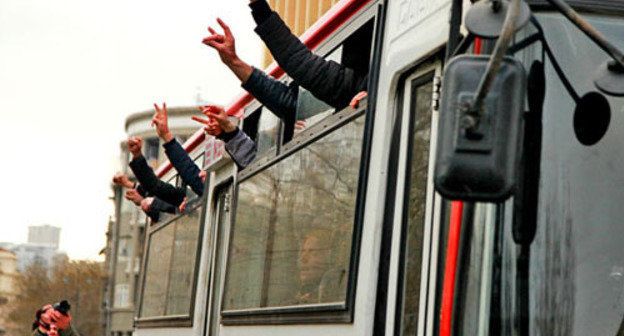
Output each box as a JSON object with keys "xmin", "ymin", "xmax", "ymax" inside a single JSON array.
[{"xmin": 0, "ymin": 0, "xmax": 263, "ymax": 260}]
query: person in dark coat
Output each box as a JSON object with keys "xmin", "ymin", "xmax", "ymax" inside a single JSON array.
[
  {"xmin": 126, "ymin": 137, "xmax": 188, "ymax": 206},
  {"xmin": 151, "ymin": 103, "xmax": 206, "ymax": 197},
  {"xmin": 202, "ymin": 4, "xmax": 368, "ymax": 121},
  {"xmin": 113, "ymin": 172, "xmax": 178, "ymax": 223}
]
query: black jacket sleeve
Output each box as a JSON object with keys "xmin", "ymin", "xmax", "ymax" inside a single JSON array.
[
  {"xmin": 252, "ymin": 2, "xmax": 368, "ymax": 110},
  {"xmin": 242, "ymin": 67, "xmax": 298, "ymax": 120},
  {"xmin": 128, "ymin": 155, "xmax": 186, "ymax": 206},
  {"xmin": 163, "ymin": 139, "xmax": 204, "ymax": 197},
  {"xmin": 151, "ymin": 198, "xmax": 177, "ymax": 214},
  {"xmin": 135, "ymin": 183, "xmax": 147, "ymax": 197}
]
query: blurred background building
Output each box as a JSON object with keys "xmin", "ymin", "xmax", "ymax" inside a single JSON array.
[
  {"xmin": 0, "ymin": 225, "xmax": 66, "ymax": 272},
  {"xmin": 27, "ymin": 225, "xmax": 61, "ymax": 249},
  {"xmin": 101, "ymin": 106, "xmax": 200, "ymax": 336},
  {"xmin": 262, "ymin": 0, "xmax": 342, "ymax": 67},
  {"xmin": 0, "ymin": 248, "xmax": 17, "ymax": 336}
]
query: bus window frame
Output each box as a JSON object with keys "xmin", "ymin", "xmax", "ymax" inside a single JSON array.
[
  {"xmin": 392, "ymin": 69, "xmax": 438, "ymax": 336},
  {"xmin": 220, "ymin": 99, "xmax": 368, "ymax": 326},
  {"xmin": 202, "ymin": 179, "xmax": 234, "ymax": 336},
  {"xmin": 134, "ymin": 171, "xmax": 211, "ymax": 328}
]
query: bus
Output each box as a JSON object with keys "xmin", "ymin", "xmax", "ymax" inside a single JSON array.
[{"xmin": 132, "ymin": 1, "xmax": 624, "ymax": 336}]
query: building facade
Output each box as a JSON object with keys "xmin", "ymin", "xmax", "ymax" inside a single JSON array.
[
  {"xmin": 102, "ymin": 106, "xmax": 200, "ymax": 336},
  {"xmin": 0, "ymin": 225, "xmax": 66, "ymax": 272},
  {"xmin": 0, "ymin": 248, "xmax": 17, "ymax": 336},
  {"xmin": 27, "ymin": 225, "xmax": 61, "ymax": 249}
]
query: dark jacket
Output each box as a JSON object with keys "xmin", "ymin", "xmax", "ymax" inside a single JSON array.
[
  {"xmin": 129, "ymin": 155, "xmax": 186, "ymax": 206},
  {"xmin": 242, "ymin": 67, "xmax": 297, "ymax": 120},
  {"xmin": 132, "ymin": 180, "xmax": 177, "ymax": 222},
  {"xmin": 217, "ymin": 128, "xmax": 258, "ymax": 170},
  {"xmin": 145, "ymin": 197, "xmax": 178, "ymax": 223},
  {"xmin": 250, "ymin": 0, "xmax": 368, "ymax": 110},
  {"xmin": 163, "ymin": 139, "xmax": 204, "ymax": 197}
]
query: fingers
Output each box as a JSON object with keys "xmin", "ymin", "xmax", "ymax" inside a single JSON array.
[
  {"xmin": 349, "ymin": 91, "xmax": 368, "ymax": 109},
  {"xmin": 162, "ymin": 102, "xmax": 167, "ymax": 117},
  {"xmin": 191, "ymin": 115, "xmax": 210, "ymax": 125},
  {"xmin": 202, "ymin": 36, "xmax": 225, "ymax": 50},
  {"xmin": 217, "ymin": 18, "xmax": 232, "ymax": 37},
  {"xmin": 208, "ymin": 26, "xmax": 217, "ymax": 35},
  {"xmin": 200, "ymin": 105, "xmax": 225, "ymax": 116}
]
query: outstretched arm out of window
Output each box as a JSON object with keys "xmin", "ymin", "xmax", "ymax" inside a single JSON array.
[
  {"xmin": 163, "ymin": 140, "xmax": 204, "ymax": 196},
  {"xmin": 251, "ymin": 0, "xmax": 368, "ymax": 110},
  {"xmin": 129, "ymin": 155, "xmax": 186, "ymax": 206}
]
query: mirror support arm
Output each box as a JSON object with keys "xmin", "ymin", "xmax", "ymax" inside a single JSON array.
[
  {"xmin": 544, "ymin": 0, "xmax": 624, "ymax": 70},
  {"xmin": 469, "ymin": 0, "xmax": 522, "ymax": 120}
]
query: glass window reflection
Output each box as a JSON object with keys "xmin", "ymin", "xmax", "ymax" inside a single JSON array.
[
  {"xmin": 223, "ymin": 115, "xmax": 365, "ymax": 311},
  {"xmin": 139, "ymin": 205, "xmax": 203, "ymax": 318}
]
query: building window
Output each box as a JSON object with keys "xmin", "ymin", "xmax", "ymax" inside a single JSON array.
[{"xmin": 114, "ymin": 284, "xmax": 130, "ymax": 308}]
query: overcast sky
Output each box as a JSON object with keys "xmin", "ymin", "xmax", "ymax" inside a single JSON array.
[{"xmin": 0, "ymin": 0, "xmax": 262, "ymax": 260}]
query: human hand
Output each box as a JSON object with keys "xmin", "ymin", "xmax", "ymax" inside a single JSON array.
[
  {"xmin": 141, "ymin": 197, "xmax": 154, "ymax": 213},
  {"xmin": 49, "ymin": 310, "xmax": 71, "ymax": 331},
  {"xmin": 349, "ymin": 91, "xmax": 368, "ymax": 109},
  {"xmin": 294, "ymin": 120, "xmax": 307, "ymax": 136},
  {"xmin": 151, "ymin": 103, "xmax": 173, "ymax": 142},
  {"xmin": 113, "ymin": 173, "xmax": 134, "ymax": 189},
  {"xmin": 199, "ymin": 170, "xmax": 207, "ymax": 183},
  {"xmin": 125, "ymin": 189, "xmax": 143, "ymax": 206},
  {"xmin": 203, "ymin": 18, "xmax": 239, "ymax": 66},
  {"xmin": 191, "ymin": 105, "xmax": 237, "ymax": 137},
  {"xmin": 127, "ymin": 137, "xmax": 143, "ymax": 159},
  {"xmin": 179, "ymin": 197, "xmax": 188, "ymax": 213},
  {"xmin": 202, "ymin": 105, "xmax": 237, "ymax": 132},
  {"xmin": 192, "ymin": 114, "xmax": 222, "ymax": 137}
]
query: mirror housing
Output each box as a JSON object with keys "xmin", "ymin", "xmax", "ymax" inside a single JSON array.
[{"xmin": 435, "ymin": 55, "xmax": 526, "ymax": 202}]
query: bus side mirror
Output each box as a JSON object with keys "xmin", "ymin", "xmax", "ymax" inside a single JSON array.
[{"xmin": 435, "ymin": 55, "xmax": 526, "ymax": 202}]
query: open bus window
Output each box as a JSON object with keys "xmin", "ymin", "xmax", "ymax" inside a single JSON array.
[
  {"xmin": 257, "ymin": 107, "xmax": 281, "ymax": 155},
  {"xmin": 138, "ymin": 203, "xmax": 203, "ymax": 321},
  {"xmin": 292, "ymin": 19, "xmax": 374, "ymax": 135},
  {"xmin": 222, "ymin": 114, "xmax": 366, "ymax": 312},
  {"xmin": 243, "ymin": 106, "xmax": 281, "ymax": 161}
]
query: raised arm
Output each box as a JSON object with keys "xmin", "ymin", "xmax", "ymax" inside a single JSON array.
[
  {"xmin": 152, "ymin": 103, "xmax": 204, "ymax": 196},
  {"xmin": 202, "ymin": 18, "xmax": 297, "ymax": 119},
  {"xmin": 249, "ymin": 0, "xmax": 368, "ymax": 110},
  {"xmin": 127, "ymin": 137, "xmax": 187, "ymax": 206},
  {"xmin": 192, "ymin": 105, "xmax": 258, "ymax": 169}
]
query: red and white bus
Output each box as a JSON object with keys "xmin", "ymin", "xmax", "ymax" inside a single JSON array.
[{"xmin": 133, "ymin": 1, "xmax": 624, "ymax": 336}]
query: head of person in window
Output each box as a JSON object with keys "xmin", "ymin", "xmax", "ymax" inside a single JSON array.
[{"xmin": 296, "ymin": 229, "xmax": 347, "ymax": 304}]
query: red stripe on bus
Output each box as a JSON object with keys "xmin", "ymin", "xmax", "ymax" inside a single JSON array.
[
  {"xmin": 155, "ymin": 0, "xmax": 371, "ymax": 177},
  {"xmin": 439, "ymin": 201, "xmax": 464, "ymax": 336}
]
